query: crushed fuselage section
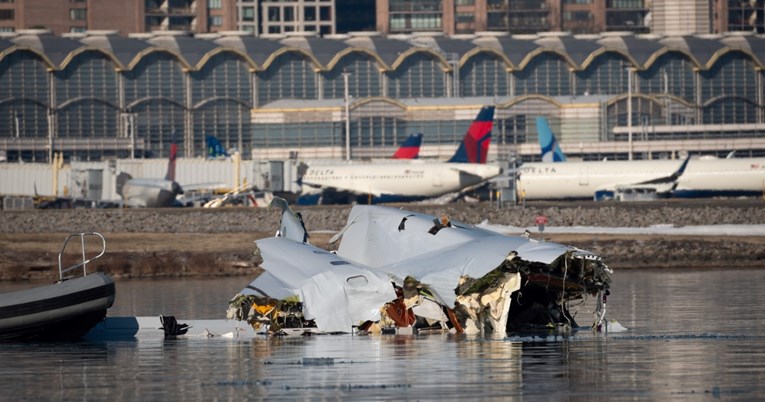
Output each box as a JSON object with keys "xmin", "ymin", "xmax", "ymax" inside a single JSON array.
[{"xmin": 231, "ymin": 201, "xmax": 611, "ymax": 337}]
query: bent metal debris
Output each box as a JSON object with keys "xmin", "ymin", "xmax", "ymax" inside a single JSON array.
[{"xmin": 228, "ymin": 198, "xmax": 612, "ymax": 337}]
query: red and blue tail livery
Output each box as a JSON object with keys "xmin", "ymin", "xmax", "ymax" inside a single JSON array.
[
  {"xmin": 392, "ymin": 133, "xmax": 423, "ymax": 159},
  {"xmin": 448, "ymin": 106, "xmax": 495, "ymax": 164},
  {"xmin": 164, "ymin": 143, "xmax": 178, "ymax": 181}
]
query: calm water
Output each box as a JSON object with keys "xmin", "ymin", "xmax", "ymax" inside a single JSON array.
[{"xmin": 2, "ymin": 269, "xmax": 765, "ymax": 400}]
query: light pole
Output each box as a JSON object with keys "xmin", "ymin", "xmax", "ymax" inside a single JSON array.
[
  {"xmin": 14, "ymin": 111, "xmax": 21, "ymax": 162},
  {"xmin": 13, "ymin": 111, "xmax": 20, "ymax": 139},
  {"xmin": 626, "ymin": 67, "xmax": 633, "ymax": 161},
  {"xmin": 342, "ymin": 70, "xmax": 351, "ymax": 161}
]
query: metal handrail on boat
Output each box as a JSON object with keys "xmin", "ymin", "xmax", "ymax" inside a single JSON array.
[{"xmin": 58, "ymin": 232, "xmax": 106, "ymax": 281}]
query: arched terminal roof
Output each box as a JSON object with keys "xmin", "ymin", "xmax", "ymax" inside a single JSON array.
[
  {"xmin": 213, "ymin": 33, "xmax": 286, "ymax": 67},
  {"xmin": 144, "ymin": 31, "xmax": 222, "ymax": 68},
  {"xmin": 660, "ymin": 35, "xmax": 728, "ymax": 68},
  {"xmin": 9, "ymin": 30, "xmax": 83, "ymax": 67},
  {"xmin": 472, "ymin": 35, "xmax": 542, "ymax": 68},
  {"xmin": 344, "ymin": 34, "xmax": 413, "ymax": 68},
  {"xmin": 597, "ymin": 33, "xmax": 665, "ymax": 68},
  {"xmin": 78, "ymin": 32, "xmax": 153, "ymax": 69},
  {"xmin": 5, "ymin": 30, "xmax": 765, "ymax": 73},
  {"xmin": 280, "ymin": 35, "xmax": 351, "ymax": 67}
]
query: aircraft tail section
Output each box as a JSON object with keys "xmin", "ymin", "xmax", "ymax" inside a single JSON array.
[
  {"xmin": 537, "ymin": 117, "xmax": 566, "ymax": 162},
  {"xmin": 270, "ymin": 197, "xmax": 309, "ymax": 243},
  {"xmin": 448, "ymin": 106, "xmax": 495, "ymax": 164},
  {"xmin": 206, "ymin": 135, "xmax": 229, "ymax": 158},
  {"xmin": 115, "ymin": 172, "xmax": 132, "ymax": 196},
  {"xmin": 392, "ymin": 133, "xmax": 423, "ymax": 159},
  {"xmin": 165, "ymin": 143, "xmax": 178, "ymax": 181}
]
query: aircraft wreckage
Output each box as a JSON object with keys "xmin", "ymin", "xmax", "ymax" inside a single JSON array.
[{"xmin": 228, "ymin": 198, "xmax": 612, "ymax": 337}]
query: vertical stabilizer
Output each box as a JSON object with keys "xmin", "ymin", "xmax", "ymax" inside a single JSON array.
[
  {"xmin": 270, "ymin": 197, "xmax": 309, "ymax": 243},
  {"xmin": 165, "ymin": 143, "xmax": 178, "ymax": 181},
  {"xmin": 392, "ymin": 133, "xmax": 423, "ymax": 159},
  {"xmin": 448, "ymin": 106, "xmax": 495, "ymax": 164},
  {"xmin": 536, "ymin": 117, "xmax": 567, "ymax": 162},
  {"xmin": 206, "ymin": 136, "xmax": 229, "ymax": 158}
]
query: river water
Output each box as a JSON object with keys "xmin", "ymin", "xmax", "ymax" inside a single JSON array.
[{"xmin": 2, "ymin": 269, "xmax": 765, "ymax": 400}]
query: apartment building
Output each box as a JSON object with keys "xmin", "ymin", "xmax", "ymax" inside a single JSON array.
[
  {"xmin": 0, "ymin": 0, "xmax": 336, "ymax": 36},
  {"xmin": 377, "ymin": 0, "xmax": 650, "ymax": 35}
]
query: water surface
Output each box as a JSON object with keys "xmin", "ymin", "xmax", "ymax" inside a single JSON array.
[{"xmin": 2, "ymin": 269, "xmax": 765, "ymax": 400}]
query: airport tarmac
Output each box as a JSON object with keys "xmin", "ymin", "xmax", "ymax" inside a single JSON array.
[{"xmin": 1, "ymin": 199, "xmax": 764, "ymax": 280}]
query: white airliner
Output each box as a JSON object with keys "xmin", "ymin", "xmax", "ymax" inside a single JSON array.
[
  {"xmin": 517, "ymin": 158, "xmax": 688, "ymax": 200},
  {"xmin": 297, "ymin": 106, "xmax": 500, "ymax": 204},
  {"xmin": 518, "ymin": 157, "xmax": 765, "ymax": 200},
  {"xmin": 518, "ymin": 119, "xmax": 765, "ymax": 200}
]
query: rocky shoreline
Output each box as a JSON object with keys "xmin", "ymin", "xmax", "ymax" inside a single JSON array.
[
  {"xmin": 3, "ymin": 199, "xmax": 765, "ymax": 234},
  {"xmin": 1, "ymin": 199, "xmax": 764, "ymax": 281}
]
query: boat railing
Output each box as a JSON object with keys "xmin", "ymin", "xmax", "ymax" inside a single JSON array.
[{"xmin": 58, "ymin": 232, "xmax": 107, "ymax": 281}]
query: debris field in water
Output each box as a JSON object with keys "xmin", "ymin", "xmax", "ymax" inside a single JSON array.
[{"xmin": 227, "ymin": 198, "xmax": 612, "ymax": 337}]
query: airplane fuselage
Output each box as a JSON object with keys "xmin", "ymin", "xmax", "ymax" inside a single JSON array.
[
  {"xmin": 301, "ymin": 161, "xmax": 501, "ymax": 200},
  {"xmin": 121, "ymin": 178, "xmax": 182, "ymax": 207},
  {"xmin": 517, "ymin": 158, "xmax": 765, "ymax": 200}
]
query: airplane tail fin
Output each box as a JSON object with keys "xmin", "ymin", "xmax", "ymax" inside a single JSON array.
[
  {"xmin": 270, "ymin": 197, "xmax": 309, "ymax": 243},
  {"xmin": 392, "ymin": 133, "xmax": 423, "ymax": 159},
  {"xmin": 206, "ymin": 135, "xmax": 229, "ymax": 158},
  {"xmin": 448, "ymin": 106, "xmax": 495, "ymax": 164},
  {"xmin": 115, "ymin": 172, "xmax": 132, "ymax": 196},
  {"xmin": 536, "ymin": 116, "xmax": 566, "ymax": 162},
  {"xmin": 165, "ymin": 143, "xmax": 178, "ymax": 181}
]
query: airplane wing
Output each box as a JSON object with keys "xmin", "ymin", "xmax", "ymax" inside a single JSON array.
[
  {"xmin": 424, "ymin": 180, "xmax": 492, "ymax": 205},
  {"xmin": 449, "ymin": 166, "xmax": 484, "ymax": 177},
  {"xmin": 594, "ymin": 155, "xmax": 691, "ymax": 199},
  {"xmin": 181, "ymin": 182, "xmax": 228, "ymax": 191},
  {"xmin": 241, "ymin": 237, "xmax": 396, "ymax": 333},
  {"xmin": 239, "ymin": 197, "xmax": 396, "ymax": 333},
  {"xmin": 634, "ymin": 155, "xmax": 691, "ymax": 186}
]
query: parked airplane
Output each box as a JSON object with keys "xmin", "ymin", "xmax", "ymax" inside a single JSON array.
[
  {"xmin": 297, "ymin": 106, "xmax": 499, "ymax": 204},
  {"xmin": 517, "ymin": 157, "xmax": 691, "ymax": 201},
  {"xmin": 519, "ymin": 118, "xmax": 765, "ymax": 200},
  {"xmin": 537, "ymin": 117, "xmax": 566, "ymax": 162},
  {"xmin": 116, "ymin": 144, "xmax": 183, "ymax": 207}
]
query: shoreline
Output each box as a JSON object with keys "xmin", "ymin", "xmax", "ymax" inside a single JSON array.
[
  {"xmin": 2, "ymin": 199, "xmax": 764, "ymax": 281},
  {"xmin": 1, "ymin": 230, "xmax": 764, "ymax": 281}
]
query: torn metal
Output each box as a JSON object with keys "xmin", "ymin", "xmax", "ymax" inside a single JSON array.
[{"xmin": 229, "ymin": 198, "xmax": 612, "ymax": 337}]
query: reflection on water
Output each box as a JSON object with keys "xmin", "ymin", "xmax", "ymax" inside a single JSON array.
[{"xmin": 2, "ymin": 270, "xmax": 765, "ymax": 399}]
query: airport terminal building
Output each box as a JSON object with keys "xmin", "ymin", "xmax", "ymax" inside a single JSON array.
[{"xmin": 2, "ymin": 28, "xmax": 765, "ymax": 165}]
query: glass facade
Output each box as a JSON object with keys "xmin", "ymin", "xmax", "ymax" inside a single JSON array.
[
  {"xmin": 321, "ymin": 52, "xmax": 382, "ymax": 99},
  {"xmin": 574, "ymin": 52, "xmax": 630, "ymax": 95},
  {"xmin": 190, "ymin": 52, "xmax": 253, "ymax": 155},
  {"xmin": 256, "ymin": 51, "xmax": 318, "ymax": 105},
  {"xmin": 514, "ymin": 52, "xmax": 572, "ymax": 97},
  {"xmin": 1, "ymin": 33, "xmax": 765, "ymax": 161},
  {"xmin": 459, "ymin": 52, "xmax": 509, "ymax": 97},
  {"xmin": 638, "ymin": 52, "xmax": 696, "ymax": 102},
  {"xmin": 386, "ymin": 52, "xmax": 446, "ymax": 98}
]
